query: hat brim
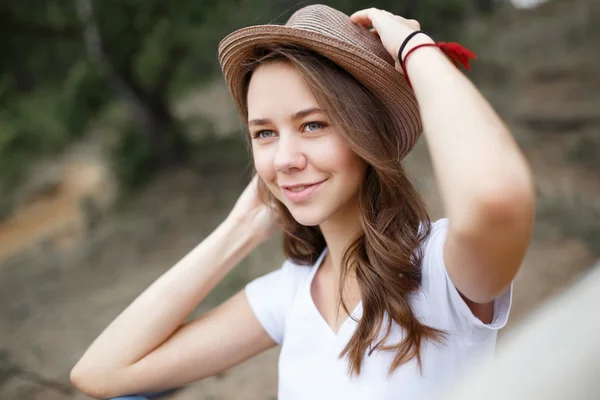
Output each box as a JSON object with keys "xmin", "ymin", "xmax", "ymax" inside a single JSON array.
[{"xmin": 218, "ymin": 24, "xmax": 422, "ymax": 157}]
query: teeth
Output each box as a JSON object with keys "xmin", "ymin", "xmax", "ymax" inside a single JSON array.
[{"xmin": 290, "ymin": 185, "xmax": 308, "ymax": 192}]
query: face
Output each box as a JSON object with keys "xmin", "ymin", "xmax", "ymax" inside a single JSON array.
[{"xmin": 247, "ymin": 61, "xmax": 367, "ymax": 226}]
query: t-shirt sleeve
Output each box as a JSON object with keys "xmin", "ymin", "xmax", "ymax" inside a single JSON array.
[
  {"xmin": 420, "ymin": 218, "xmax": 513, "ymax": 334},
  {"xmin": 244, "ymin": 260, "xmax": 305, "ymax": 344}
]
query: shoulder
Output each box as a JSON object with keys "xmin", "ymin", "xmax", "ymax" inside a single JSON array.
[
  {"xmin": 282, "ymin": 257, "xmax": 315, "ymax": 285},
  {"xmin": 417, "ymin": 218, "xmax": 512, "ymax": 333},
  {"xmin": 246, "ymin": 257, "xmax": 313, "ymax": 303},
  {"xmin": 418, "ymin": 218, "xmax": 448, "ymax": 293},
  {"xmin": 244, "ymin": 255, "xmax": 316, "ymax": 344},
  {"xmin": 421, "ymin": 218, "xmax": 448, "ymax": 244},
  {"xmin": 415, "ymin": 218, "xmax": 448, "ymax": 278}
]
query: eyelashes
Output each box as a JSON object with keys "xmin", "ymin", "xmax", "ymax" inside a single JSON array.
[
  {"xmin": 251, "ymin": 121, "xmax": 328, "ymax": 139},
  {"xmin": 252, "ymin": 130, "xmax": 275, "ymax": 139}
]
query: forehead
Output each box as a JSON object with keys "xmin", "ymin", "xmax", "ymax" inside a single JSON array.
[{"xmin": 246, "ymin": 61, "xmax": 319, "ymax": 119}]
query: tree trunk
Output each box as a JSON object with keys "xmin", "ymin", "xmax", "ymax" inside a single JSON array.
[
  {"xmin": 75, "ymin": 0, "xmax": 186, "ymax": 165},
  {"xmin": 145, "ymin": 96, "xmax": 187, "ymax": 165}
]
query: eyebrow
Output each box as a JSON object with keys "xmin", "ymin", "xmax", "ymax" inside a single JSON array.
[{"xmin": 248, "ymin": 107, "xmax": 324, "ymax": 127}]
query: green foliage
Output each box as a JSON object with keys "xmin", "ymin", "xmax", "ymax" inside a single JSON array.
[
  {"xmin": 0, "ymin": 1, "xmax": 82, "ymax": 97},
  {"xmin": 0, "ymin": 1, "xmax": 87, "ymax": 212},
  {"xmin": 0, "ymin": 91, "xmax": 70, "ymax": 190},
  {"xmin": 187, "ymin": 133, "xmax": 249, "ymax": 174},
  {"xmin": 91, "ymin": 0, "xmax": 235, "ymax": 95},
  {"xmin": 108, "ymin": 124, "xmax": 159, "ymax": 191},
  {"xmin": 418, "ymin": 0, "xmax": 471, "ymax": 37},
  {"xmin": 0, "ymin": 62, "xmax": 111, "ymax": 215},
  {"xmin": 0, "ymin": 0, "xmax": 481, "ymax": 202},
  {"xmin": 58, "ymin": 61, "xmax": 113, "ymax": 137}
]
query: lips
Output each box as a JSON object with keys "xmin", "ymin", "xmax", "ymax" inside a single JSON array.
[{"xmin": 281, "ymin": 180, "xmax": 325, "ymax": 202}]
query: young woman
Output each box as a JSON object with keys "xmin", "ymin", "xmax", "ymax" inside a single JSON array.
[{"xmin": 71, "ymin": 5, "xmax": 535, "ymax": 400}]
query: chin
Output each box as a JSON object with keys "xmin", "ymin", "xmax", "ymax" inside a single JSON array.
[{"xmin": 287, "ymin": 206, "xmax": 329, "ymax": 227}]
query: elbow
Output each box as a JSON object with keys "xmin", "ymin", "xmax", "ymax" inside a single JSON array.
[
  {"xmin": 482, "ymin": 185, "xmax": 535, "ymax": 224},
  {"xmin": 70, "ymin": 362, "xmax": 111, "ymax": 400},
  {"xmin": 468, "ymin": 168, "xmax": 536, "ymax": 230}
]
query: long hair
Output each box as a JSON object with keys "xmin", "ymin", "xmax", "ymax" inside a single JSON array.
[{"xmin": 237, "ymin": 45, "xmax": 445, "ymax": 375}]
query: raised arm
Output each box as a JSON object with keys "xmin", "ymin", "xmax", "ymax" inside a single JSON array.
[
  {"xmin": 351, "ymin": 9, "xmax": 535, "ymax": 310},
  {"xmin": 71, "ymin": 176, "xmax": 279, "ymax": 399},
  {"xmin": 401, "ymin": 38, "xmax": 534, "ymax": 305}
]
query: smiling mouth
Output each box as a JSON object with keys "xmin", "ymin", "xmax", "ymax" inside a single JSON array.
[
  {"xmin": 287, "ymin": 185, "xmax": 314, "ymax": 192},
  {"xmin": 281, "ymin": 180, "xmax": 326, "ymax": 202}
]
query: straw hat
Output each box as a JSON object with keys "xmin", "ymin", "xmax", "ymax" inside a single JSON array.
[{"xmin": 218, "ymin": 4, "xmax": 422, "ymax": 159}]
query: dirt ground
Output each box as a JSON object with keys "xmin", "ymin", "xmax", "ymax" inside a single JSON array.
[
  {"xmin": 0, "ymin": 136, "xmax": 596, "ymax": 399},
  {"xmin": 1, "ymin": 0, "xmax": 598, "ymax": 398}
]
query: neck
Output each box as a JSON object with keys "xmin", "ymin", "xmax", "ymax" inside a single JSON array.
[{"xmin": 319, "ymin": 196, "xmax": 363, "ymax": 276}]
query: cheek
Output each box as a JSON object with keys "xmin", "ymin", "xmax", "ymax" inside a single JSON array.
[
  {"xmin": 252, "ymin": 146, "xmax": 283, "ymax": 198},
  {"xmin": 252, "ymin": 147, "xmax": 273, "ymax": 178},
  {"xmin": 328, "ymin": 150, "xmax": 367, "ymax": 194},
  {"xmin": 341, "ymin": 153, "xmax": 367, "ymax": 191},
  {"xmin": 314, "ymin": 137, "xmax": 365, "ymax": 178}
]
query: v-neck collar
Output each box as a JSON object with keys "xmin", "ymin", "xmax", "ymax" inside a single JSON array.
[{"xmin": 306, "ymin": 248, "xmax": 363, "ymax": 338}]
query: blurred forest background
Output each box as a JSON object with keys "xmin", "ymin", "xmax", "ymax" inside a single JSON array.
[{"xmin": 0, "ymin": 0, "xmax": 598, "ymax": 399}]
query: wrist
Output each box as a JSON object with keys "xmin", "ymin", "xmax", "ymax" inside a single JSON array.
[
  {"xmin": 395, "ymin": 32, "xmax": 435, "ymax": 64},
  {"xmin": 220, "ymin": 215, "xmax": 265, "ymax": 249},
  {"xmin": 398, "ymin": 37, "xmax": 477, "ymax": 85},
  {"xmin": 403, "ymin": 45, "xmax": 448, "ymax": 77},
  {"xmin": 403, "ymin": 36, "xmax": 437, "ymax": 60}
]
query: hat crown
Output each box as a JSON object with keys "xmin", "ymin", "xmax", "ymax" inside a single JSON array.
[
  {"xmin": 217, "ymin": 4, "xmax": 422, "ymax": 159},
  {"xmin": 285, "ymin": 5, "xmax": 394, "ymax": 66}
]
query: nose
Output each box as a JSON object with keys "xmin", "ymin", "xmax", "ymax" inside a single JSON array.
[{"xmin": 273, "ymin": 133, "xmax": 307, "ymax": 172}]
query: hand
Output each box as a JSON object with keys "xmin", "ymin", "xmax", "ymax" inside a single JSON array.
[
  {"xmin": 227, "ymin": 175, "xmax": 280, "ymax": 244},
  {"xmin": 350, "ymin": 8, "xmax": 434, "ymax": 69}
]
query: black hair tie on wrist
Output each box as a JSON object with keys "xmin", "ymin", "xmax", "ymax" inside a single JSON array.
[
  {"xmin": 398, "ymin": 30, "xmax": 428, "ymax": 67},
  {"xmin": 397, "ymin": 30, "xmax": 477, "ymax": 89}
]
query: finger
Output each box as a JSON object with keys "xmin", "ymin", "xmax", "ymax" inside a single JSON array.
[
  {"xmin": 382, "ymin": 9, "xmax": 404, "ymax": 21},
  {"xmin": 379, "ymin": 10, "xmax": 407, "ymax": 27},
  {"xmin": 407, "ymin": 19, "xmax": 421, "ymax": 30},
  {"xmin": 349, "ymin": 7, "xmax": 379, "ymax": 27},
  {"xmin": 369, "ymin": 26, "xmax": 380, "ymax": 37}
]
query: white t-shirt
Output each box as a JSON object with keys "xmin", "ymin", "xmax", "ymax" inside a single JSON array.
[{"xmin": 245, "ymin": 219, "xmax": 512, "ymax": 400}]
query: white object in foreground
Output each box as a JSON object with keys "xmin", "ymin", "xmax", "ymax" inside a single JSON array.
[{"xmin": 435, "ymin": 260, "xmax": 600, "ymax": 399}]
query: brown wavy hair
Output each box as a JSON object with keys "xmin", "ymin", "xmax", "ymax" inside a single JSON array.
[{"xmin": 238, "ymin": 45, "xmax": 445, "ymax": 375}]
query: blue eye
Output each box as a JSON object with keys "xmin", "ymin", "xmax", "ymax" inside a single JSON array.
[
  {"xmin": 254, "ymin": 130, "xmax": 275, "ymax": 139},
  {"xmin": 305, "ymin": 122, "xmax": 325, "ymax": 132}
]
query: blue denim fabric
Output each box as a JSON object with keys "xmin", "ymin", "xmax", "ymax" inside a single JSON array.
[
  {"xmin": 109, "ymin": 397, "xmax": 149, "ymax": 400},
  {"xmin": 108, "ymin": 389, "xmax": 177, "ymax": 400},
  {"xmin": 107, "ymin": 387, "xmax": 179, "ymax": 399}
]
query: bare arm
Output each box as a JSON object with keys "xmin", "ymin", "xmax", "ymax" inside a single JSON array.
[
  {"xmin": 404, "ymin": 40, "xmax": 535, "ymax": 305},
  {"xmin": 351, "ymin": 9, "xmax": 535, "ymax": 310},
  {"xmin": 81, "ymin": 289, "xmax": 274, "ymax": 399},
  {"xmin": 71, "ymin": 177, "xmax": 279, "ymax": 398}
]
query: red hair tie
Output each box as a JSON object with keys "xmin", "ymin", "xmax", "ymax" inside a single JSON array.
[{"xmin": 398, "ymin": 31, "xmax": 477, "ymax": 88}]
